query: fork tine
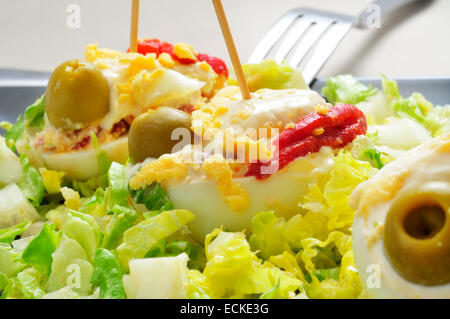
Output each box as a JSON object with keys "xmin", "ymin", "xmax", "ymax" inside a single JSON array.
[
  {"xmin": 288, "ymin": 19, "xmax": 332, "ymax": 68},
  {"xmin": 301, "ymin": 21, "xmax": 352, "ymax": 84},
  {"xmin": 248, "ymin": 9, "xmax": 302, "ymax": 64},
  {"xmin": 274, "ymin": 17, "xmax": 314, "ymax": 64}
]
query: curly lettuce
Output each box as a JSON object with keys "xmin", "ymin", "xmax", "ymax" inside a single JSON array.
[{"xmin": 228, "ymin": 59, "xmax": 308, "ymax": 91}]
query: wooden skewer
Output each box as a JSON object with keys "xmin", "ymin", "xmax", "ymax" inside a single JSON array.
[
  {"xmin": 129, "ymin": 0, "xmax": 140, "ymax": 52},
  {"xmin": 212, "ymin": 0, "xmax": 251, "ymax": 100}
]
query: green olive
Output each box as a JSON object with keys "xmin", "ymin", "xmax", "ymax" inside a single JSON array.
[
  {"xmin": 384, "ymin": 190, "xmax": 450, "ymax": 286},
  {"xmin": 128, "ymin": 107, "xmax": 194, "ymax": 163},
  {"xmin": 45, "ymin": 59, "xmax": 110, "ymax": 129}
]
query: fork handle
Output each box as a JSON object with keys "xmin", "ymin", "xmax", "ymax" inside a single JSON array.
[{"xmin": 356, "ymin": 0, "xmax": 417, "ymax": 29}]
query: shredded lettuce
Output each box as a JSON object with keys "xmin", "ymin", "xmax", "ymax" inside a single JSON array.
[
  {"xmin": 23, "ymin": 95, "xmax": 46, "ymax": 130},
  {"xmin": 0, "ymin": 271, "xmax": 11, "ymax": 299},
  {"xmin": 0, "ymin": 136, "xmax": 23, "ymax": 186},
  {"xmin": 90, "ymin": 248, "xmax": 126, "ymax": 299},
  {"xmin": 249, "ymin": 211, "xmax": 290, "ymax": 259},
  {"xmin": 107, "ymin": 162, "xmax": 129, "ymax": 209},
  {"xmin": 228, "ymin": 59, "xmax": 308, "ymax": 91},
  {"xmin": 350, "ymin": 136, "xmax": 385, "ymax": 169},
  {"xmin": 116, "ymin": 209, "xmax": 195, "ymax": 271},
  {"xmin": 322, "ymin": 75, "xmax": 378, "ymax": 105},
  {"xmin": 381, "ymin": 75, "xmax": 450, "ymax": 137},
  {"xmin": 131, "ymin": 182, "xmax": 174, "ymax": 212},
  {"xmin": 300, "ymin": 232, "xmax": 361, "ymax": 298},
  {"xmin": 197, "ymin": 228, "xmax": 302, "ymax": 298},
  {"xmin": 47, "ymin": 235, "xmax": 93, "ymax": 295},
  {"xmin": 21, "ymin": 223, "xmax": 60, "ymax": 275},
  {"xmin": 18, "ymin": 154, "xmax": 45, "ymax": 207},
  {"xmin": 63, "ymin": 210, "xmax": 99, "ymax": 262},
  {"xmin": 10, "ymin": 267, "xmax": 46, "ymax": 299},
  {"xmin": 300, "ymin": 151, "xmax": 375, "ymax": 231},
  {"xmin": 0, "ymin": 220, "xmax": 30, "ymax": 244},
  {"xmin": 3, "ymin": 115, "xmax": 24, "ymax": 152},
  {"xmin": 101, "ymin": 205, "xmax": 138, "ymax": 250},
  {"xmin": 0, "ymin": 243, "xmax": 27, "ymax": 277}
]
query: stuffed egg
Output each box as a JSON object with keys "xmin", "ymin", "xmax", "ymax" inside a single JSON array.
[
  {"xmin": 351, "ymin": 133, "xmax": 450, "ymax": 298},
  {"xmin": 128, "ymin": 86, "xmax": 367, "ymax": 240},
  {"xmin": 18, "ymin": 39, "xmax": 227, "ymax": 180}
]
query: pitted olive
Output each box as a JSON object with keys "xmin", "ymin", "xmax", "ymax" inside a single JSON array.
[
  {"xmin": 384, "ymin": 191, "xmax": 450, "ymax": 286},
  {"xmin": 128, "ymin": 107, "xmax": 194, "ymax": 163},
  {"xmin": 45, "ymin": 59, "xmax": 110, "ymax": 129}
]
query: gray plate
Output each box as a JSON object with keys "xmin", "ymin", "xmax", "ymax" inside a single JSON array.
[{"xmin": 1, "ymin": 76, "xmax": 449, "ymax": 128}]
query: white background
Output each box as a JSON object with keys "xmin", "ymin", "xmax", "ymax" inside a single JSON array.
[{"xmin": 0, "ymin": 0, "xmax": 449, "ymax": 78}]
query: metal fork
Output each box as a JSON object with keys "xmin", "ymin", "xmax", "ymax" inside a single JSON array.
[{"xmin": 248, "ymin": 0, "xmax": 416, "ymax": 85}]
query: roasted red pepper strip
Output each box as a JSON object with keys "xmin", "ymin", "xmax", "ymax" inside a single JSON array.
[
  {"xmin": 245, "ymin": 104, "xmax": 367, "ymax": 179},
  {"xmin": 131, "ymin": 39, "xmax": 228, "ymax": 77},
  {"xmin": 197, "ymin": 53, "xmax": 229, "ymax": 77}
]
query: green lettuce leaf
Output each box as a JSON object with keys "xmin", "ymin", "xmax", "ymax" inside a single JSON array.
[
  {"xmin": 63, "ymin": 210, "xmax": 98, "ymax": 262},
  {"xmin": 47, "ymin": 235, "xmax": 93, "ymax": 295},
  {"xmin": 228, "ymin": 59, "xmax": 308, "ymax": 91},
  {"xmin": 144, "ymin": 238, "xmax": 205, "ymax": 270},
  {"xmin": 101, "ymin": 205, "xmax": 138, "ymax": 250},
  {"xmin": 0, "ymin": 271, "xmax": 11, "ymax": 299},
  {"xmin": 11, "ymin": 267, "xmax": 46, "ymax": 299},
  {"xmin": 0, "ymin": 220, "xmax": 30, "ymax": 244},
  {"xmin": 24, "ymin": 95, "xmax": 46, "ymax": 130},
  {"xmin": 116, "ymin": 209, "xmax": 195, "ymax": 271},
  {"xmin": 322, "ymin": 75, "xmax": 378, "ymax": 105},
  {"xmin": 18, "ymin": 154, "xmax": 45, "ymax": 207},
  {"xmin": 381, "ymin": 75, "xmax": 450, "ymax": 137},
  {"xmin": 107, "ymin": 162, "xmax": 129, "ymax": 209},
  {"xmin": 91, "ymin": 248, "xmax": 126, "ymax": 299},
  {"xmin": 249, "ymin": 211, "xmax": 290, "ymax": 259},
  {"xmin": 350, "ymin": 136, "xmax": 385, "ymax": 169},
  {"xmin": 21, "ymin": 223, "xmax": 60, "ymax": 274},
  {"xmin": 201, "ymin": 229, "xmax": 302, "ymax": 298},
  {"xmin": 300, "ymin": 151, "xmax": 375, "ymax": 231},
  {"xmin": 131, "ymin": 182, "xmax": 174, "ymax": 212},
  {"xmin": 3, "ymin": 115, "xmax": 24, "ymax": 152},
  {"xmin": 0, "ymin": 243, "xmax": 27, "ymax": 277},
  {"xmin": 91, "ymin": 132, "xmax": 112, "ymax": 189}
]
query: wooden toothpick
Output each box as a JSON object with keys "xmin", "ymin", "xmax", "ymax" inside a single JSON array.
[
  {"xmin": 212, "ymin": 0, "xmax": 251, "ymax": 100},
  {"xmin": 129, "ymin": 0, "xmax": 140, "ymax": 52}
]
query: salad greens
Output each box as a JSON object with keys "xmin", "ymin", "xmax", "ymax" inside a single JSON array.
[
  {"xmin": 322, "ymin": 74, "xmax": 378, "ymax": 105},
  {"xmin": 91, "ymin": 248, "xmax": 126, "ymax": 299},
  {"xmin": 0, "ymin": 220, "xmax": 30, "ymax": 244},
  {"xmin": 228, "ymin": 59, "xmax": 308, "ymax": 92},
  {"xmin": 0, "ymin": 67, "xmax": 448, "ymax": 299},
  {"xmin": 23, "ymin": 95, "xmax": 46, "ymax": 130},
  {"xmin": 21, "ymin": 223, "xmax": 60, "ymax": 274}
]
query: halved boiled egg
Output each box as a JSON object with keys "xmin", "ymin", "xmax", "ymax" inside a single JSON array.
[
  {"xmin": 19, "ymin": 40, "xmax": 227, "ymax": 180},
  {"xmin": 128, "ymin": 87, "xmax": 357, "ymax": 241},
  {"xmin": 351, "ymin": 133, "xmax": 450, "ymax": 298}
]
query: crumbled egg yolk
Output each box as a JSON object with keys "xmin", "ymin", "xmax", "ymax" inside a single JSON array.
[
  {"xmin": 284, "ymin": 122, "xmax": 296, "ymax": 130},
  {"xmin": 39, "ymin": 168, "xmax": 65, "ymax": 194},
  {"xmin": 130, "ymin": 154, "xmax": 189, "ymax": 190},
  {"xmin": 312, "ymin": 127, "xmax": 324, "ymax": 136},
  {"xmin": 125, "ymin": 54, "xmax": 158, "ymax": 77},
  {"xmin": 201, "ymin": 154, "xmax": 249, "ymax": 212},
  {"xmin": 314, "ymin": 104, "xmax": 329, "ymax": 115},
  {"xmin": 84, "ymin": 43, "xmax": 123, "ymax": 63},
  {"xmin": 158, "ymin": 52, "xmax": 175, "ymax": 68},
  {"xmin": 174, "ymin": 42, "xmax": 198, "ymax": 62}
]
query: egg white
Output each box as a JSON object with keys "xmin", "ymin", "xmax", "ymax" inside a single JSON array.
[
  {"xmin": 167, "ymin": 147, "xmax": 335, "ymax": 241},
  {"xmin": 351, "ymin": 133, "xmax": 450, "ymax": 298}
]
